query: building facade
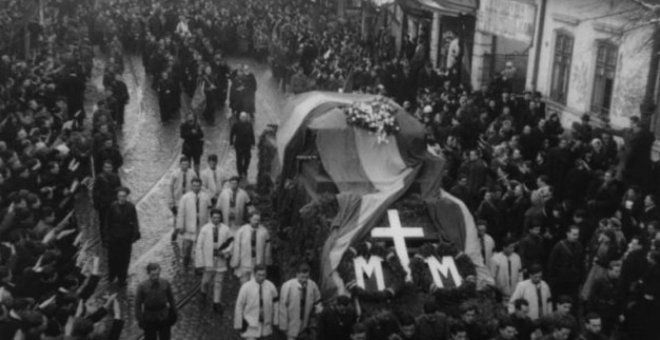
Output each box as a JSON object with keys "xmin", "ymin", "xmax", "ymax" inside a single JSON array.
[{"xmin": 471, "ymin": 0, "xmax": 660, "ymax": 131}]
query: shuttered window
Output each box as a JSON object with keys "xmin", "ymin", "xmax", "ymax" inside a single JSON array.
[
  {"xmin": 591, "ymin": 42, "xmax": 618, "ymax": 117},
  {"xmin": 550, "ymin": 32, "xmax": 574, "ymax": 104}
]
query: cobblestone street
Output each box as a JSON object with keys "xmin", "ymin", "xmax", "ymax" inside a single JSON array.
[{"xmin": 78, "ymin": 54, "xmax": 286, "ymax": 339}]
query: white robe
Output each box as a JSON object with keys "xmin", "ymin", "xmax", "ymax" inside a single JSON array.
[
  {"xmin": 199, "ymin": 167, "xmax": 226, "ymax": 198},
  {"xmin": 279, "ymin": 278, "xmax": 321, "ymax": 338},
  {"xmin": 176, "ymin": 191, "xmax": 212, "ymax": 241},
  {"xmin": 234, "ymin": 279, "xmax": 279, "ymax": 338},
  {"xmin": 195, "ymin": 222, "xmax": 232, "ymax": 271},
  {"xmin": 508, "ymin": 279, "xmax": 553, "ymax": 320},
  {"xmin": 489, "ymin": 252, "xmax": 523, "ymax": 299},
  {"xmin": 170, "ymin": 168, "xmax": 198, "ymax": 207},
  {"xmin": 479, "ymin": 234, "xmax": 495, "ymax": 267},
  {"xmin": 231, "ymin": 224, "xmax": 272, "ymax": 277},
  {"xmin": 216, "ymin": 187, "xmax": 251, "ymax": 230}
]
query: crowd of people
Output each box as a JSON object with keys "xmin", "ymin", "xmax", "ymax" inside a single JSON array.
[
  {"xmin": 0, "ymin": 0, "xmax": 136, "ymax": 338},
  {"xmin": 1, "ymin": 0, "xmax": 660, "ymax": 339}
]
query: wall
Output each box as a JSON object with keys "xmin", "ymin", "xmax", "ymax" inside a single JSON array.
[
  {"xmin": 471, "ymin": 0, "xmax": 541, "ymax": 91},
  {"xmin": 387, "ymin": 4, "xmax": 405, "ymax": 54},
  {"xmin": 535, "ymin": 0, "xmax": 654, "ymax": 129}
]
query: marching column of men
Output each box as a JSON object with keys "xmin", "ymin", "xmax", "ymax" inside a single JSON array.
[
  {"xmin": 163, "ymin": 152, "xmax": 324, "ymax": 340},
  {"xmin": 95, "ymin": 144, "xmax": 324, "ymax": 339}
]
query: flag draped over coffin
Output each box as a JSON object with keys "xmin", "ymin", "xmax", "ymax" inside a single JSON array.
[{"xmin": 277, "ymin": 92, "xmax": 491, "ymax": 298}]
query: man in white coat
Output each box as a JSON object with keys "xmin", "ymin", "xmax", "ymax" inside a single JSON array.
[
  {"xmin": 490, "ymin": 237, "xmax": 523, "ymax": 302},
  {"xmin": 170, "ymin": 156, "xmax": 197, "ymax": 241},
  {"xmin": 176, "ymin": 177, "xmax": 212, "ymax": 269},
  {"xmin": 477, "ymin": 220, "xmax": 495, "ymax": 268},
  {"xmin": 234, "ymin": 265, "xmax": 279, "ymax": 340},
  {"xmin": 231, "ymin": 212, "xmax": 272, "ymax": 283},
  {"xmin": 279, "ymin": 264, "xmax": 321, "ymax": 340},
  {"xmin": 199, "ymin": 154, "xmax": 226, "ymax": 203},
  {"xmin": 508, "ymin": 263, "xmax": 552, "ymax": 320},
  {"xmin": 216, "ymin": 176, "xmax": 251, "ymax": 233},
  {"xmin": 196, "ymin": 209, "xmax": 233, "ymax": 313}
]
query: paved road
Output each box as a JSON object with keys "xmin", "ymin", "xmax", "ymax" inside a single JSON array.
[{"xmin": 83, "ymin": 55, "xmax": 288, "ymax": 339}]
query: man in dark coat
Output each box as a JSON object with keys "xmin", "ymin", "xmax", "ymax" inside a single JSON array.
[
  {"xmin": 136, "ymin": 263, "xmax": 177, "ymax": 340},
  {"xmin": 105, "ymin": 186, "xmax": 140, "ymax": 286},
  {"xmin": 229, "ymin": 68, "xmax": 242, "ymax": 114},
  {"xmin": 148, "ymin": 13, "xmax": 163, "ymax": 39},
  {"xmin": 237, "ymin": 65, "xmax": 257, "ymax": 115},
  {"xmin": 458, "ymin": 149, "xmax": 491, "ymax": 209},
  {"xmin": 620, "ymin": 236, "xmax": 649, "ymax": 301},
  {"xmin": 587, "ymin": 170, "xmax": 620, "ymax": 222},
  {"xmin": 587, "ymin": 261, "xmax": 624, "ymax": 336},
  {"xmin": 476, "ymin": 188, "xmax": 505, "ymax": 242},
  {"xmin": 577, "ymin": 313, "xmax": 607, "ymax": 340},
  {"xmin": 519, "ymin": 224, "xmax": 544, "ymax": 272},
  {"xmin": 200, "ymin": 66, "xmax": 218, "ymax": 124},
  {"xmin": 60, "ymin": 68, "xmax": 86, "ymax": 123},
  {"xmin": 95, "ymin": 138, "xmax": 123, "ymax": 173},
  {"xmin": 510, "ymin": 299, "xmax": 534, "ymax": 340},
  {"xmin": 415, "ymin": 300, "xmax": 448, "ymax": 340},
  {"xmin": 155, "ymin": 71, "xmax": 180, "ymax": 121},
  {"xmin": 93, "ymin": 160, "xmax": 122, "ymax": 243},
  {"xmin": 211, "ymin": 53, "xmax": 230, "ymax": 107},
  {"xmin": 545, "ymin": 138, "xmax": 572, "ymax": 198},
  {"xmin": 110, "ymin": 73, "xmax": 129, "ymax": 126},
  {"xmin": 640, "ymin": 194, "xmax": 660, "ymax": 230},
  {"xmin": 180, "ymin": 113, "xmax": 204, "ymax": 172},
  {"xmin": 110, "ymin": 73, "xmax": 130, "ymax": 126},
  {"xmin": 317, "ymin": 296, "xmax": 357, "ymax": 340},
  {"xmin": 230, "ymin": 112, "xmax": 255, "ymax": 179},
  {"xmin": 547, "ymin": 226, "xmax": 584, "ymax": 312},
  {"xmin": 622, "ymin": 117, "xmax": 655, "ymax": 187}
]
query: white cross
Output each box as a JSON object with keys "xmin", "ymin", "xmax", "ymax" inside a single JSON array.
[{"xmin": 370, "ymin": 209, "xmax": 424, "ymax": 281}]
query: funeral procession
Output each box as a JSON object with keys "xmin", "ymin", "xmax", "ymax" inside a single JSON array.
[{"xmin": 1, "ymin": 0, "xmax": 660, "ymax": 339}]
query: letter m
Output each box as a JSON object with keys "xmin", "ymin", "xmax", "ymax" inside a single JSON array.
[
  {"xmin": 354, "ymin": 256, "xmax": 386, "ymax": 291},
  {"xmin": 426, "ymin": 256, "xmax": 463, "ymax": 288}
]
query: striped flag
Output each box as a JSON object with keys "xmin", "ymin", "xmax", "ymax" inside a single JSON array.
[{"xmin": 277, "ymin": 92, "xmax": 492, "ymax": 298}]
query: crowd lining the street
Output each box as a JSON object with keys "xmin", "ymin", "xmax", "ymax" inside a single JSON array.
[{"xmin": 0, "ymin": 0, "xmax": 133, "ymax": 338}]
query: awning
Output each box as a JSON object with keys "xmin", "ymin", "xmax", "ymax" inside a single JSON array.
[
  {"xmin": 398, "ymin": 0, "xmax": 433, "ymax": 19},
  {"xmin": 397, "ymin": 0, "xmax": 476, "ymax": 18}
]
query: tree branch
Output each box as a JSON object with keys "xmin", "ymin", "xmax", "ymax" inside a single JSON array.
[
  {"xmin": 622, "ymin": 17, "xmax": 660, "ymax": 34},
  {"xmin": 631, "ymin": 0, "xmax": 660, "ymax": 12}
]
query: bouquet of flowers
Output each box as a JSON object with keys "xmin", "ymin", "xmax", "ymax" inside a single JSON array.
[{"xmin": 344, "ymin": 97, "xmax": 400, "ymax": 144}]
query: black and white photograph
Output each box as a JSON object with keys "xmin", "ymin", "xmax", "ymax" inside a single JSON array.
[{"xmin": 0, "ymin": 0, "xmax": 659, "ymax": 339}]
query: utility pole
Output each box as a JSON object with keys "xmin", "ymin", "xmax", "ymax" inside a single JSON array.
[
  {"xmin": 24, "ymin": 22, "xmax": 30, "ymax": 60},
  {"xmin": 338, "ymin": 0, "xmax": 346, "ymax": 19},
  {"xmin": 361, "ymin": 0, "xmax": 368, "ymax": 40}
]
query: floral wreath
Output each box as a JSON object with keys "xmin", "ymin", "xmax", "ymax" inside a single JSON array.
[
  {"xmin": 344, "ymin": 97, "xmax": 401, "ymax": 144},
  {"xmin": 410, "ymin": 242, "xmax": 477, "ymax": 301},
  {"xmin": 337, "ymin": 240, "xmax": 407, "ymax": 301}
]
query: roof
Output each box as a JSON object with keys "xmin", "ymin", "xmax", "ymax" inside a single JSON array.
[{"xmin": 397, "ymin": 0, "xmax": 477, "ymax": 17}]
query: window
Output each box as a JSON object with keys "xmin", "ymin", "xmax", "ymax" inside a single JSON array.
[
  {"xmin": 550, "ymin": 32, "xmax": 574, "ymax": 104},
  {"xmin": 591, "ymin": 42, "xmax": 618, "ymax": 117}
]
